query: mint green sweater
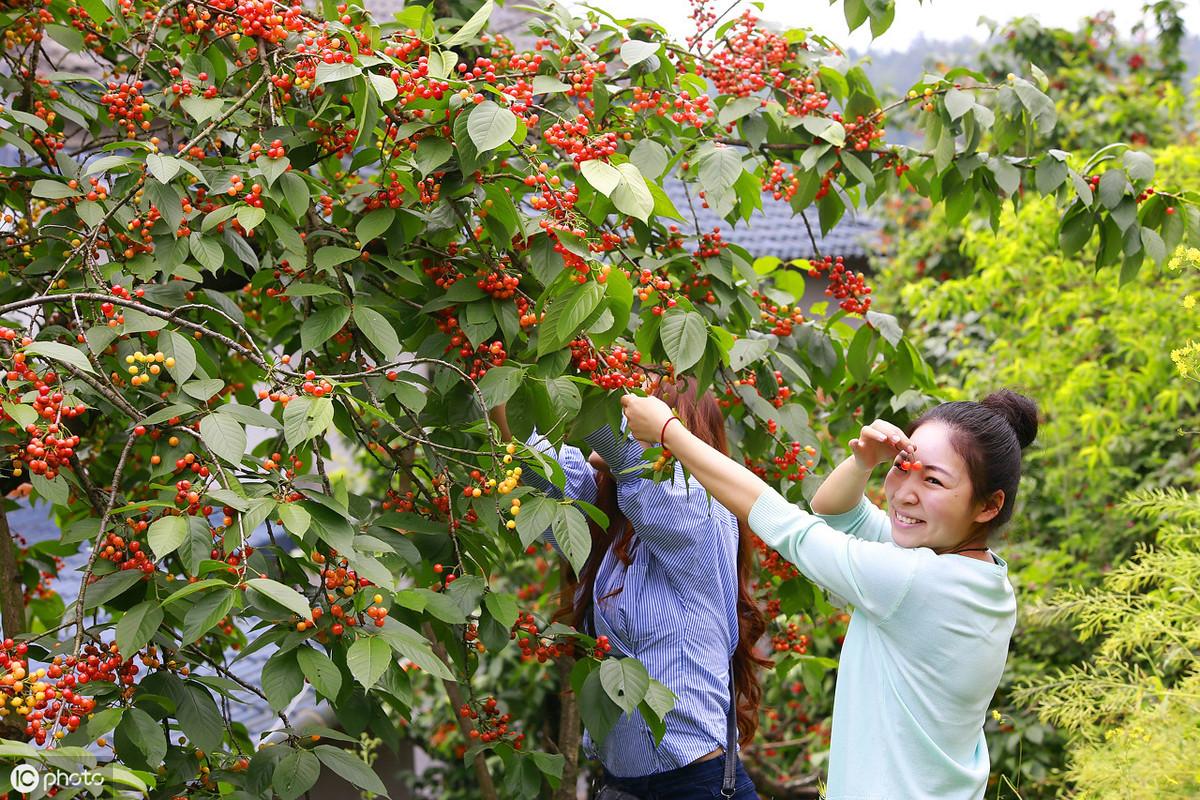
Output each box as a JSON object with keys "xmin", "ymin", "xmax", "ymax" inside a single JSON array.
[{"xmin": 748, "ymin": 489, "xmax": 1016, "ymax": 800}]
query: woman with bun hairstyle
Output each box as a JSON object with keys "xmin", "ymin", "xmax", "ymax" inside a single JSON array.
[
  {"xmin": 489, "ymin": 379, "xmax": 766, "ymax": 799},
  {"xmin": 620, "ymin": 389, "xmax": 1039, "ymax": 800}
]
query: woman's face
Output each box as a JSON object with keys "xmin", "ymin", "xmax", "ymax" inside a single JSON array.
[{"xmin": 882, "ymin": 421, "xmax": 1001, "ymax": 551}]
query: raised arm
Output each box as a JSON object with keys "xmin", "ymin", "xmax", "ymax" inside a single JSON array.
[
  {"xmin": 810, "ymin": 419, "xmax": 915, "ymax": 515},
  {"xmin": 620, "ymin": 394, "xmax": 917, "ymax": 618},
  {"xmin": 619, "ymin": 394, "xmax": 767, "ymax": 521},
  {"xmin": 582, "ymin": 421, "xmax": 738, "ymax": 567}
]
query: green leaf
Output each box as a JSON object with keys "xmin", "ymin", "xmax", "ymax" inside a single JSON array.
[
  {"xmin": 190, "ymin": 234, "xmax": 225, "ymax": 272},
  {"xmin": 146, "ymin": 153, "xmax": 181, "ymax": 183},
  {"xmin": 659, "ymin": 309, "xmax": 707, "ymax": 372},
  {"xmin": 442, "ymin": 0, "xmax": 493, "ymax": 46},
  {"xmin": 1097, "ymin": 169, "xmax": 1127, "ymax": 209},
  {"xmin": 247, "ymin": 577, "xmax": 312, "ymax": 620},
  {"xmin": 728, "ymin": 337, "xmax": 770, "ymax": 371},
  {"xmin": 83, "ymin": 570, "xmax": 144, "ymax": 610},
  {"xmin": 580, "ymin": 159, "xmax": 621, "ymax": 196},
  {"xmin": 314, "ymin": 745, "xmax": 389, "ymax": 796},
  {"xmin": 180, "ymin": 96, "xmax": 224, "ymax": 122},
  {"xmin": 1123, "ymin": 150, "xmax": 1155, "ymax": 183},
  {"xmin": 148, "ymin": 514, "xmax": 187, "ymax": 560},
  {"xmin": 477, "ymin": 365, "xmax": 525, "ymax": 407},
  {"xmin": 300, "ymin": 305, "xmax": 351, "ymax": 352},
  {"xmin": 259, "ymin": 155, "xmax": 290, "ymax": 187},
  {"xmin": 718, "ymin": 95, "xmax": 761, "ymax": 126},
  {"xmin": 163, "ymin": 676, "xmax": 223, "ymax": 752},
  {"xmin": 801, "ymin": 116, "xmax": 846, "ymax": 147},
  {"xmin": 610, "ymin": 163, "xmax": 654, "ymax": 222},
  {"xmin": 515, "ymin": 495, "xmax": 561, "ymax": 549},
  {"xmin": 352, "ymin": 305, "xmax": 400, "ymax": 360},
  {"xmin": 599, "ymin": 657, "xmax": 650, "ymax": 714},
  {"xmin": 377, "ymin": 621, "xmax": 455, "ymax": 680},
  {"xmin": 314, "ymin": 246, "xmax": 361, "ymax": 270},
  {"xmin": 296, "ymin": 646, "xmax": 343, "ymax": 699},
  {"xmin": 551, "ymin": 505, "xmax": 591, "ymax": 575},
  {"xmin": 620, "ymin": 39, "xmax": 659, "ymax": 66},
  {"xmin": 236, "ymin": 205, "xmax": 266, "ymax": 232},
  {"xmin": 182, "ymin": 587, "xmax": 236, "ymax": 643},
  {"xmin": 273, "ymin": 748, "xmax": 321, "ymax": 800},
  {"xmin": 483, "ymin": 592, "xmax": 519, "ymax": 628},
  {"xmin": 200, "ymin": 413, "xmax": 246, "ymax": 465},
  {"xmin": 415, "ymin": 137, "xmax": 453, "ymax": 176},
  {"xmin": 579, "ymin": 669, "xmax": 623, "ymax": 744},
  {"xmin": 115, "ymin": 707, "xmax": 166, "ymax": 768},
  {"xmin": 116, "ymin": 601, "xmax": 163, "ymax": 657},
  {"xmin": 315, "ymin": 62, "xmax": 362, "ymax": 86},
  {"xmin": 31, "ymin": 473, "xmax": 69, "ymax": 506},
  {"xmin": 697, "ymin": 147, "xmax": 742, "ymax": 196},
  {"xmin": 629, "ymin": 139, "xmax": 669, "ymax": 180},
  {"xmin": 368, "ymin": 72, "xmax": 399, "ymax": 102},
  {"xmin": 278, "ymin": 503, "xmax": 312, "ymax": 536},
  {"xmin": 356, "ymin": 208, "xmax": 394, "ymax": 244},
  {"xmin": 1141, "ymin": 226, "xmax": 1166, "ymax": 266},
  {"xmin": 163, "ymin": 330, "xmax": 197, "ymax": 384},
  {"xmin": 468, "ymin": 101, "xmax": 517, "ymax": 151},
  {"xmin": 263, "ymin": 650, "xmax": 305, "ymax": 712},
  {"xmin": 24, "ymin": 341, "xmax": 95, "ymax": 374},
  {"xmin": 555, "ymin": 281, "xmax": 606, "ymax": 344},
  {"xmin": 32, "ymin": 179, "xmax": 82, "ymax": 199},
  {"xmin": 532, "ymin": 75, "xmax": 570, "ymax": 93},
  {"xmin": 943, "ymin": 88, "xmax": 974, "ymax": 121},
  {"xmin": 347, "ymin": 636, "xmax": 392, "ymax": 689}
]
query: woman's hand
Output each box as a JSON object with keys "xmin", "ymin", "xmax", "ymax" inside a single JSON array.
[
  {"xmin": 620, "ymin": 394, "xmax": 675, "ymax": 445},
  {"xmin": 849, "ymin": 419, "xmax": 916, "ymax": 470}
]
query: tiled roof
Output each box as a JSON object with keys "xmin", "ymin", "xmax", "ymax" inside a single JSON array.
[{"xmin": 660, "ymin": 179, "xmax": 882, "ymax": 262}]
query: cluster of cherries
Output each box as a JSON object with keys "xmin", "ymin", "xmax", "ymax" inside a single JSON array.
[
  {"xmin": 767, "ymin": 442, "xmax": 817, "ymax": 484},
  {"xmin": 629, "ymin": 87, "xmax": 715, "ymax": 128},
  {"xmin": 0, "ymin": 639, "xmax": 140, "ymax": 745},
  {"xmin": 771, "ymin": 622, "xmax": 811, "ymax": 654},
  {"xmin": 763, "ymin": 159, "xmax": 802, "ymax": 203},
  {"xmin": 98, "ymin": 530, "xmax": 154, "ymax": 574},
  {"xmin": 808, "ymin": 255, "xmax": 873, "ymax": 315},
  {"xmin": 476, "ymin": 270, "xmax": 520, "ymax": 300},
  {"xmin": 364, "ymin": 172, "xmax": 408, "ymax": 210},
  {"xmin": 99, "ymin": 80, "xmax": 150, "ymax": 137},
  {"xmin": 511, "ymin": 612, "xmax": 612, "ymax": 663},
  {"xmin": 544, "ymin": 117, "xmax": 620, "ymax": 166},
  {"xmin": 569, "ymin": 339, "xmax": 645, "ymax": 390},
  {"xmin": 694, "ymin": 9, "xmax": 791, "ymax": 98},
  {"xmin": 460, "ymin": 696, "xmax": 525, "ymax": 748},
  {"xmin": 27, "ymin": 96, "xmax": 65, "ymax": 165},
  {"xmin": 751, "ymin": 291, "xmax": 807, "ymax": 338}
]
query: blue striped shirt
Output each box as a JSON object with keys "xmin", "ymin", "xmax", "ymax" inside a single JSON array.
[{"xmin": 522, "ymin": 422, "xmax": 741, "ymax": 777}]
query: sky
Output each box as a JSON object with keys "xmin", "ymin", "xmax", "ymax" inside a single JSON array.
[{"xmin": 568, "ymin": 0, "xmax": 1200, "ymax": 53}]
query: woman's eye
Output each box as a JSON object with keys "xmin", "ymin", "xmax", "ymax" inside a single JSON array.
[{"xmin": 925, "ymin": 477, "xmax": 942, "ymax": 486}]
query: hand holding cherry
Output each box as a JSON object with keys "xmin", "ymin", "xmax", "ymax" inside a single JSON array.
[{"xmin": 849, "ymin": 419, "xmax": 919, "ymax": 471}]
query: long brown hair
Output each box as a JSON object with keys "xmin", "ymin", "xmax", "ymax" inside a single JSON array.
[{"xmin": 556, "ymin": 380, "xmax": 770, "ymax": 745}]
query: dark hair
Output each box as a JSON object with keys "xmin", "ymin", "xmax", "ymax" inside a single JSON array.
[
  {"xmin": 556, "ymin": 379, "xmax": 770, "ymax": 745},
  {"xmin": 909, "ymin": 389, "xmax": 1039, "ymax": 533}
]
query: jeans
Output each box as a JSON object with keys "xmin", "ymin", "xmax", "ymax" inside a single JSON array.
[{"xmin": 601, "ymin": 755, "xmax": 758, "ymax": 799}]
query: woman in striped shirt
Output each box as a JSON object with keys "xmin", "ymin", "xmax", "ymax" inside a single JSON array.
[
  {"xmin": 490, "ymin": 380, "xmax": 766, "ymax": 798},
  {"xmin": 620, "ymin": 389, "xmax": 1038, "ymax": 800}
]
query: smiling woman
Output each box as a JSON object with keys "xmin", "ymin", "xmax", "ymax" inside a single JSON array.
[{"xmin": 619, "ymin": 388, "xmax": 1039, "ymax": 800}]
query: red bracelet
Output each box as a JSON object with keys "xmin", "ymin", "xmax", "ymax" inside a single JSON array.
[{"xmin": 659, "ymin": 415, "xmax": 681, "ymax": 445}]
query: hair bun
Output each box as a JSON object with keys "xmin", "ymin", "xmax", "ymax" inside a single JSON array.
[{"xmin": 982, "ymin": 389, "xmax": 1038, "ymax": 449}]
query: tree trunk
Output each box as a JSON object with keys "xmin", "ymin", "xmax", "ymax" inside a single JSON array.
[
  {"xmin": 0, "ymin": 503, "xmax": 25, "ymax": 639},
  {"xmin": 553, "ymin": 655, "xmax": 582, "ymax": 800}
]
